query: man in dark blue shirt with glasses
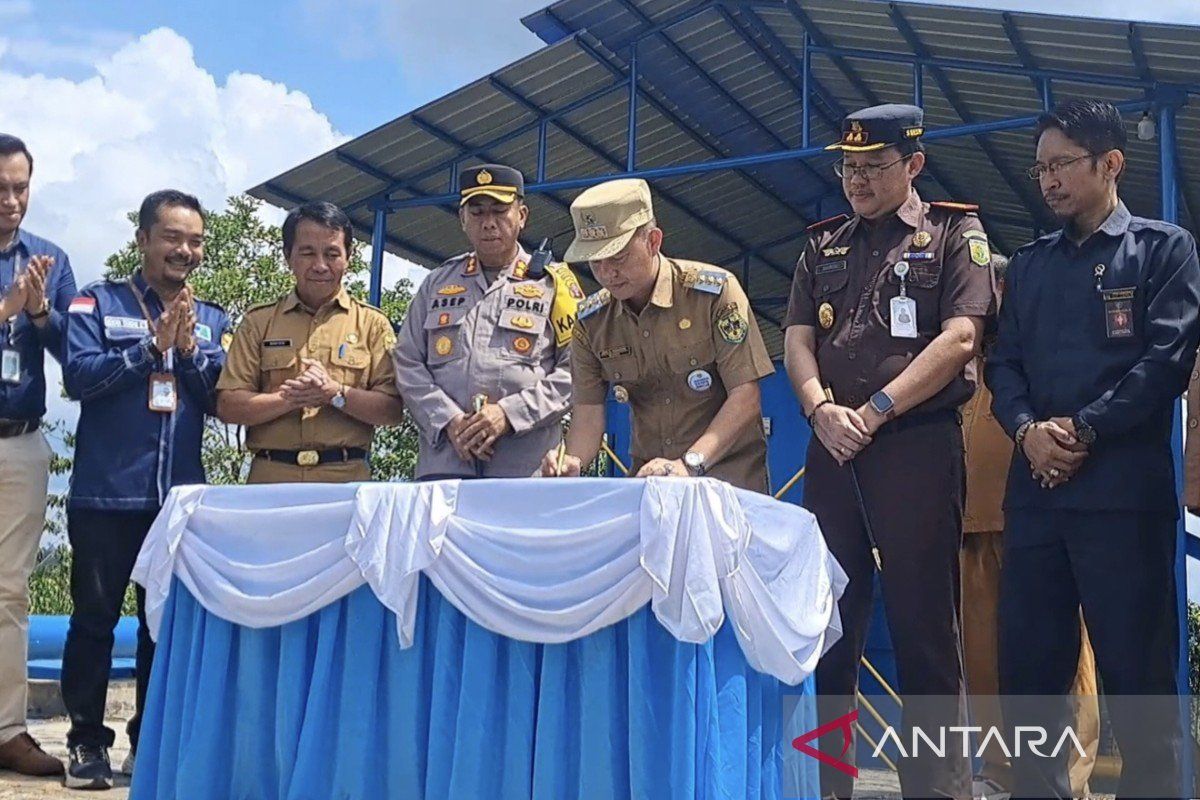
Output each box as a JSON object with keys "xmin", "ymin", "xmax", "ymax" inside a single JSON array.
[
  {"xmin": 987, "ymin": 99, "xmax": 1200, "ymax": 800},
  {"xmin": 0, "ymin": 133, "xmax": 76, "ymax": 779}
]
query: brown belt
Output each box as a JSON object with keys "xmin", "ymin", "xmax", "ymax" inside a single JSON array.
[{"xmin": 0, "ymin": 418, "xmax": 40, "ymax": 438}]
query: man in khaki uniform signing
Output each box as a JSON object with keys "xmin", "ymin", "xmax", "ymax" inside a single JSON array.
[
  {"xmin": 540, "ymin": 178, "xmax": 774, "ymax": 491},
  {"xmin": 217, "ymin": 201, "xmax": 404, "ymax": 483},
  {"xmin": 393, "ymin": 163, "xmax": 581, "ymax": 480}
]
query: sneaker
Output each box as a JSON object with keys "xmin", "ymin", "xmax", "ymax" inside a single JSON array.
[
  {"xmin": 972, "ymin": 775, "xmax": 1010, "ymax": 800},
  {"xmin": 65, "ymin": 745, "xmax": 113, "ymax": 791},
  {"xmin": 120, "ymin": 749, "xmax": 134, "ymax": 777}
]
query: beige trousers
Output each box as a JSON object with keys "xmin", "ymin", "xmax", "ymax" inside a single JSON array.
[
  {"xmin": 961, "ymin": 531, "xmax": 1100, "ymax": 797},
  {"xmin": 0, "ymin": 430, "xmax": 50, "ymax": 745}
]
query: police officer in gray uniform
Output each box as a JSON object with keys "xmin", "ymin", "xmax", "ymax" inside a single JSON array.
[{"xmin": 393, "ymin": 164, "xmax": 582, "ymax": 479}]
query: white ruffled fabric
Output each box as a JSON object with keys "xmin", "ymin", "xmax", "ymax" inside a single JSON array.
[{"xmin": 132, "ymin": 478, "xmax": 846, "ymax": 685}]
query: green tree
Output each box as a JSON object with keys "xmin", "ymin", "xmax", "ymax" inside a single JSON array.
[{"xmin": 101, "ymin": 194, "xmax": 420, "ymax": 484}]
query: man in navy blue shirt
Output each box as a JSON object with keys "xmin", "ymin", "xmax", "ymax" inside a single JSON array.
[
  {"xmin": 987, "ymin": 100, "xmax": 1200, "ymax": 799},
  {"xmin": 0, "ymin": 133, "xmax": 76, "ymax": 778},
  {"xmin": 62, "ymin": 190, "xmax": 228, "ymax": 790}
]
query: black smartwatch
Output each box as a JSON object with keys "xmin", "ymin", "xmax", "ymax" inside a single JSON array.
[{"xmin": 1072, "ymin": 415, "xmax": 1097, "ymax": 446}]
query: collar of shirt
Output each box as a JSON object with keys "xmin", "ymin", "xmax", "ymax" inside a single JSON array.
[
  {"xmin": 0, "ymin": 229, "xmax": 31, "ymax": 259},
  {"xmin": 129, "ymin": 269, "xmax": 167, "ymax": 317},
  {"xmin": 283, "ymin": 286, "xmax": 352, "ymax": 315},
  {"xmin": 847, "ymin": 187, "xmax": 925, "ymax": 239},
  {"xmin": 1050, "ymin": 201, "xmax": 1132, "ymax": 251},
  {"xmin": 468, "ymin": 246, "xmax": 530, "ymax": 279},
  {"xmin": 615, "ymin": 254, "xmax": 673, "ymax": 317}
]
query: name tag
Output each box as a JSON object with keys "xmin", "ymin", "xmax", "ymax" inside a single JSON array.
[
  {"xmin": 890, "ymin": 296, "xmax": 919, "ymax": 338},
  {"xmin": 599, "ymin": 345, "xmax": 632, "ymax": 359},
  {"xmin": 815, "ymin": 260, "xmax": 847, "ymax": 276},
  {"xmin": 263, "ymin": 339, "xmax": 292, "ymax": 348},
  {"xmin": 1102, "ymin": 287, "xmax": 1136, "ymax": 338},
  {"xmin": 103, "ymin": 315, "xmax": 149, "ymax": 334}
]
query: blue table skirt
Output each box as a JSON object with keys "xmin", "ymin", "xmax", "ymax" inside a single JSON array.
[{"xmin": 131, "ymin": 576, "xmax": 817, "ymax": 800}]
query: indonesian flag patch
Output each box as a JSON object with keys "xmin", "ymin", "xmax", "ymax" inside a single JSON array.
[{"xmin": 68, "ymin": 297, "xmax": 96, "ymax": 314}]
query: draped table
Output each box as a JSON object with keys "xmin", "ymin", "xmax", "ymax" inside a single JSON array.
[{"xmin": 128, "ymin": 477, "xmax": 846, "ymax": 800}]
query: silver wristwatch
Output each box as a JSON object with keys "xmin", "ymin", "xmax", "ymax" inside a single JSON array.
[
  {"xmin": 331, "ymin": 385, "xmax": 347, "ymax": 410},
  {"xmin": 683, "ymin": 450, "xmax": 707, "ymax": 477}
]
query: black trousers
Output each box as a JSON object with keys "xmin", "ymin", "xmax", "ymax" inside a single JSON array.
[
  {"xmin": 62, "ymin": 509, "xmax": 157, "ymax": 750},
  {"xmin": 1000, "ymin": 509, "xmax": 1183, "ymax": 800},
  {"xmin": 805, "ymin": 415, "xmax": 971, "ymax": 800}
]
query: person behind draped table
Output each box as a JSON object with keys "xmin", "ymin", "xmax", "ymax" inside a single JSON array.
[
  {"xmin": 216, "ymin": 202, "xmax": 404, "ymax": 483},
  {"xmin": 62, "ymin": 190, "xmax": 230, "ymax": 789},
  {"xmin": 0, "ymin": 133, "xmax": 77, "ymax": 780},
  {"xmin": 391, "ymin": 164, "xmax": 582, "ymax": 481},
  {"xmin": 540, "ymin": 178, "xmax": 774, "ymax": 491}
]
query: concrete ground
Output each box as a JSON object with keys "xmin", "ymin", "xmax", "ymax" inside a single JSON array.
[{"xmin": 0, "ymin": 681, "xmax": 133, "ymax": 799}]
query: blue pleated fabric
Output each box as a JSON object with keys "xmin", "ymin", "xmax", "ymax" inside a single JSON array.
[{"xmin": 131, "ymin": 577, "xmax": 818, "ymax": 800}]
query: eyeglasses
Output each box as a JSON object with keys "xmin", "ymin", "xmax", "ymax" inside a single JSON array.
[
  {"xmin": 834, "ymin": 156, "xmax": 911, "ymax": 181},
  {"xmin": 1026, "ymin": 153, "xmax": 1095, "ymax": 181}
]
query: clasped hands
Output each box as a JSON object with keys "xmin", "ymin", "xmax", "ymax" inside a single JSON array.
[
  {"xmin": 448, "ymin": 402, "xmax": 511, "ymax": 462},
  {"xmin": 1022, "ymin": 417, "xmax": 1089, "ymax": 490}
]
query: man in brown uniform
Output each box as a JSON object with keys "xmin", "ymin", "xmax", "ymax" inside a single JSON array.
[
  {"xmin": 783, "ymin": 105, "xmax": 993, "ymax": 800},
  {"xmin": 961, "ymin": 253, "xmax": 1098, "ymax": 800},
  {"xmin": 217, "ymin": 202, "xmax": 404, "ymax": 483},
  {"xmin": 540, "ymin": 178, "xmax": 774, "ymax": 491}
]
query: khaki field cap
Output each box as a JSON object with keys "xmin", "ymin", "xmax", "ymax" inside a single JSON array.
[{"xmin": 564, "ymin": 178, "xmax": 655, "ymax": 263}]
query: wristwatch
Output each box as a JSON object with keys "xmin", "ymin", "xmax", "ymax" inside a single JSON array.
[
  {"xmin": 683, "ymin": 450, "xmax": 707, "ymax": 477},
  {"xmin": 868, "ymin": 390, "xmax": 896, "ymax": 420},
  {"xmin": 1072, "ymin": 415, "xmax": 1097, "ymax": 446},
  {"xmin": 331, "ymin": 385, "xmax": 347, "ymax": 410},
  {"xmin": 1014, "ymin": 419, "xmax": 1035, "ymax": 451}
]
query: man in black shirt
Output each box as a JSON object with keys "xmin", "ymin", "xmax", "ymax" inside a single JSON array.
[{"xmin": 987, "ymin": 99, "xmax": 1200, "ymax": 799}]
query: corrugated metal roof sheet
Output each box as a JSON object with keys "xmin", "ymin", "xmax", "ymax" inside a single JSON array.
[{"xmin": 251, "ymin": 0, "xmax": 1200, "ymax": 356}]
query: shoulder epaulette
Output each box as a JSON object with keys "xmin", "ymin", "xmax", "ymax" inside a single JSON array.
[
  {"xmin": 577, "ymin": 289, "xmax": 611, "ymax": 321},
  {"xmin": 806, "ymin": 214, "xmax": 849, "ymax": 232},
  {"xmin": 689, "ymin": 269, "xmax": 728, "ymax": 296},
  {"xmin": 929, "ymin": 201, "xmax": 980, "ymax": 214},
  {"xmin": 243, "ymin": 298, "xmax": 280, "ymax": 316}
]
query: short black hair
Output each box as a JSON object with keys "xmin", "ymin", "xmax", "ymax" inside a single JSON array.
[
  {"xmin": 137, "ymin": 190, "xmax": 204, "ymax": 235},
  {"xmin": 1035, "ymin": 100, "xmax": 1127, "ymax": 159},
  {"xmin": 897, "ymin": 140, "xmax": 926, "ymax": 159},
  {"xmin": 282, "ymin": 201, "xmax": 353, "ymax": 257},
  {"xmin": 0, "ymin": 134, "xmax": 33, "ymax": 175}
]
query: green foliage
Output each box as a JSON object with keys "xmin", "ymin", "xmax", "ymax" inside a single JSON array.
[
  {"xmin": 30, "ymin": 547, "xmax": 136, "ymax": 617},
  {"xmin": 30, "ymin": 195, "xmax": 423, "ymax": 613}
]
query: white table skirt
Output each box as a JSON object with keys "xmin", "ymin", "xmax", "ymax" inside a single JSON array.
[{"xmin": 131, "ymin": 477, "xmax": 846, "ymax": 686}]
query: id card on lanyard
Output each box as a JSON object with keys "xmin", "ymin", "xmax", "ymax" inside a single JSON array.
[
  {"xmin": 129, "ymin": 282, "xmax": 178, "ymax": 413},
  {"xmin": 1, "ymin": 254, "xmax": 23, "ymax": 384}
]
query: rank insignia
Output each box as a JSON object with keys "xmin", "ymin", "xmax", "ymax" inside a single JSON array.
[
  {"xmin": 511, "ymin": 315, "xmax": 535, "ymax": 330},
  {"xmin": 514, "ymin": 284, "xmax": 545, "ymax": 299},
  {"xmin": 463, "ymin": 258, "xmax": 478, "ymax": 276},
  {"xmin": 818, "ymin": 302, "xmax": 835, "ymax": 330},
  {"xmin": 613, "ymin": 385, "xmax": 630, "ymax": 403},
  {"xmin": 716, "ymin": 303, "xmax": 748, "ymax": 344},
  {"xmin": 513, "ymin": 336, "xmax": 532, "ymax": 354},
  {"xmin": 968, "ymin": 237, "xmax": 991, "ymax": 267},
  {"xmin": 435, "ymin": 336, "xmax": 453, "ymax": 356},
  {"xmin": 438, "ymin": 284, "xmax": 467, "ymax": 296},
  {"xmin": 821, "ymin": 246, "xmax": 850, "ymax": 258},
  {"xmin": 513, "ymin": 261, "xmax": 528, "ymax": 280}
]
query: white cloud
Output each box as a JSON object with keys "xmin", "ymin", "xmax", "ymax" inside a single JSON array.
[{"xmin": 0, "ymin": 27, "xmax": 428, "ymax": 442}]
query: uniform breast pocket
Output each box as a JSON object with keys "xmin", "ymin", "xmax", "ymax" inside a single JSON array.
[
  {"xmin": 495, "ymin": 308, "xmax": 549, "ymax": 364},
  {"xmin": 666, "ymin": 338, "xmax": 718, "ymax": 394},
  {"xmin": 330, "ymin": 344, "xmax": 371, "ymax": 387},
  {"xmin": 885, "ymin": 263, "xmax": 943, "ymax": 330},
  {"xmin": 260, "ymin": 348, "xmax": 298, "ymax": 391},
  {"xmin": 813, "ymin": 261, "xmax": 850, "ymax": 298},
  {"xmin": 425, "ymin": 312, "xmax": 465, "ymax": 367},
  {"xmin": 599, "ymin": 352, "xmax": 641, "ymax": 387}
]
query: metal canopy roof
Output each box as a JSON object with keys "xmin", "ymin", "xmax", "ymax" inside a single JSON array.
[{"xmin": 250, "ymin": 0, "xmax": 1200, "ymax": 356}]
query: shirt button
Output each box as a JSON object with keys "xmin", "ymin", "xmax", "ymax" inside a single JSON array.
[
  {"xmin": 664, "ymin": 398, "xmax": 672, "ymax": 405},
  {"xmin": 872, "ymin": 250, "xmax": 880, "ymax": 257},
  {"xmin": 1191, "ymin": 418, "xmax": 1198, "ymax": 430},
  {"xmin": 848, "ymin": 353, "xmax": 857, "ymax": 360},
  {"xmin": 642, "ymin": 330, "xmax": 650, "ymax": 338},
  {"xmin": 665, "ymin": 438, "xmax": 673, "ymax": 446},
  {"xmin": 615, "ymin": 372, "xmax": 622, "ymax": 380},
  {"xmin": 689, "ymin": 358, "xmax": 698, "ymax": 366}
]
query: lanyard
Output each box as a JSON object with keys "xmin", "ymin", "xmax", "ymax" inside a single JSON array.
[{"xmin": 128, "ymin": 279, "xmax": 174, "ymax": 372}]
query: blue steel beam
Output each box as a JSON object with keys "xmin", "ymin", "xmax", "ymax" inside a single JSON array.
[
  {"xmin": 612, "ymin": 0, "xmax": 839, "ymax": 203},
  {"xmin": 886, "ymin": 3, "xmax": 1057, "ymax": 232},
  {"xmin": 381, "ymin": 100, "xmax": 1154, "ymax": 213},
  {"xmin": 569, "ymin": 34, "xmax": 820, "ymax": 224},
  {"xmin": 1125, "ymin": 23, "xmax": 1153, "ymax": 83},
  {"xmin": 486, "ymin": 74, "xmax": 803, "ymax": 283},
  {"xmin": 743, "ymin": 4, "xmax": 1019, "ymax": 253},
  {"xmin": 999, "ymin": 13, "xmax": 1046, "ymax": 99},
  {"xmin": 369, "ymin": 209, "xmax": 386, "ymax": 306}
]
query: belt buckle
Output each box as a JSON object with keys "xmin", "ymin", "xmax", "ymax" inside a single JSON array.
[{"xmin": 297, "ymin": 450, "xmax": 320, "ymax": 467}]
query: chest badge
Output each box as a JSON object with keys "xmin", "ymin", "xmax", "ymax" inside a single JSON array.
[
  {"xmin": 911, "ymin": 230, "xmax": 932, "ymax": 249},
  {"xmin": 513, "ymin": 336, "xmax": 533, "ymax": 354},
  {"xmin": 514, "ymin": 284, "xmax": 544, "ymax": 299},
  {"xmin": 435, "ymin": 336, "xmax": 453, "ymax": 357},
  {"xmin": 511, "ymin": 315, "xmax": 535, "ymax": 330},
  {"xmin": 678, "ymin": 318, "xmax": 692, "ymax": 331},
  {"xmin": 438, "ymin": 284, "xmax": 467, "ymax": 296},
  {"xmin": 818, "ymin": 302, "xmax": 835, "ymax": 330},
  {"xmin": 687, "ymin": 369, "xmax": 713, "ymax": 392},
  {"xmin": 613, "ymin": 385, "xmax": 630, "ymax": 404},
  {"xmin": 346, "ymin": 332, "xmax": 359, "ymax": 344},
  {"xmin": 821, "ymin": 245, "xmax": 850, "ymax": 258}
]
